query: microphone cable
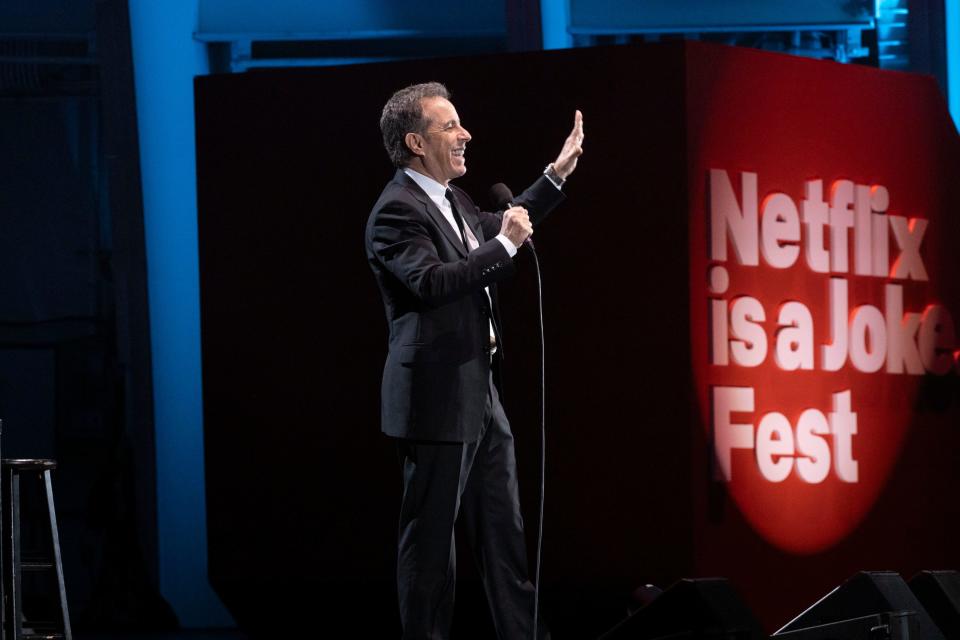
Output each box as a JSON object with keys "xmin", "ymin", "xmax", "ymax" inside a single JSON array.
[
  {"xmin": 528, "ymin": 240, "xmax": 546, "ymax": 640},
  {"xmin": 487, "ymin": 182, "xmax": 547, "ymax": 639}
]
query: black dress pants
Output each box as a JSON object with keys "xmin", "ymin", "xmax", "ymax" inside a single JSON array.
[{"xmin": 396, "ymin": 374, "xmax": 547, "ymax": 640}]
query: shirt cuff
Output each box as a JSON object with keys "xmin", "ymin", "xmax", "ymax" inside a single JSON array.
[
  {"xmin": 543, "ymin": 164, "xmax": 565, "ymax": 190},
  {"xmin": 495, "ymin": 233, "xmax": 518, "ymax": 257}
]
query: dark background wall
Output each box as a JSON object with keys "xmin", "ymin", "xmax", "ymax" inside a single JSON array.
[{"xmin": 195, "ymin": 44, "xmax": 691, "ymax": 639}]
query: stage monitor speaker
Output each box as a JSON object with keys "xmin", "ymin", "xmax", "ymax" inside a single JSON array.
[
  {"xmin": 774, "ymin": 571, "xmax": 944, "ymax": 640},
  {"xmin": 774, "ymin": 611, "xmax": 917, "ymax": 639},
  {"xmin": 597, "ymin": 578, "xmax": 765, "ymax": 640},
  {"xmin": 910, "ymin": 570, "xmax": 960, "ymax": 639}
]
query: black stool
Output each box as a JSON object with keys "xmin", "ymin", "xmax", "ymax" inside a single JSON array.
[{"xmin": 1, "ymin": 459, "xmax": 71, "ymax": 640}]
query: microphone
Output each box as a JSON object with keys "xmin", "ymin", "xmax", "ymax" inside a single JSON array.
[
  {"xmin": 489, "ymin": 183, "xmax": 534, "ymax": 249},
  {"xmin": 489, "ymin": 182, "xmax": 514, "ymax": 210}
]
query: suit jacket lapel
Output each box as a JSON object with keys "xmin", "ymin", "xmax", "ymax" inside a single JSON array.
[{"xmin": 394, "ymin": 170, "xmax": 467, "ymax": 258}]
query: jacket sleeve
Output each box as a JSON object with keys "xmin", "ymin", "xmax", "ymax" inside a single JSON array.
[
  {"xmin": 469, "ymin": 175, "xmax": 566, "ymax": 240},
  {"xmin": 515, "ymin": 174, "xmax": 566, "ymax": 226}
]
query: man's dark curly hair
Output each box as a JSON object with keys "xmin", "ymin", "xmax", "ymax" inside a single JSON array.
[{"xmin": 380, "ymin": 82, "xmax": 450, "ymax": 168}]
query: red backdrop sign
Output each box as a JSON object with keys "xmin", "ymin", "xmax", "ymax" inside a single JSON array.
[{"xmin": 687, "ymin": 45, "xmax": 960, "ymax": 556}]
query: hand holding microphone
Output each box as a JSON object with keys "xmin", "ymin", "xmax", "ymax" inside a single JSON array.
[{"xmin": 500, "ymin": 206, "xmax": 532, "ymax": 247}]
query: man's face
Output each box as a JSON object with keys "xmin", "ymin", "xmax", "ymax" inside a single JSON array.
[{"xmin": 413, "ymin": 96, "xmax": 472, "ymax": 185}]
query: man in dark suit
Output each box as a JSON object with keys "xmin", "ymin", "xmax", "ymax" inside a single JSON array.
[{"xmin": 365, "ymin": 82, "xmax": 583, "ymax": 640}]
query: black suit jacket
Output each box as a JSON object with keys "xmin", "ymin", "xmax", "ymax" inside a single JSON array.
[{"xmin": 365, "ymin": 169, "xmax": 564, "ymax": 442}]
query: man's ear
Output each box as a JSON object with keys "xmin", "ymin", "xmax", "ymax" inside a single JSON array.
[{"xmin": 404, "ymin": 132, "xmax": 424, "ymax": 157}]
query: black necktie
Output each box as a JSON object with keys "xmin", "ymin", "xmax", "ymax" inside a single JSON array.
[{"xmin": 445, "ymin": 189, "xmax": 469, "ymax": 252}]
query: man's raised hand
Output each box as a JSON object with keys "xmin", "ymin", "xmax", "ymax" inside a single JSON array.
[{"xmin": 552, "ymin": 110, "xmax": 584, "ymax": 180}]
